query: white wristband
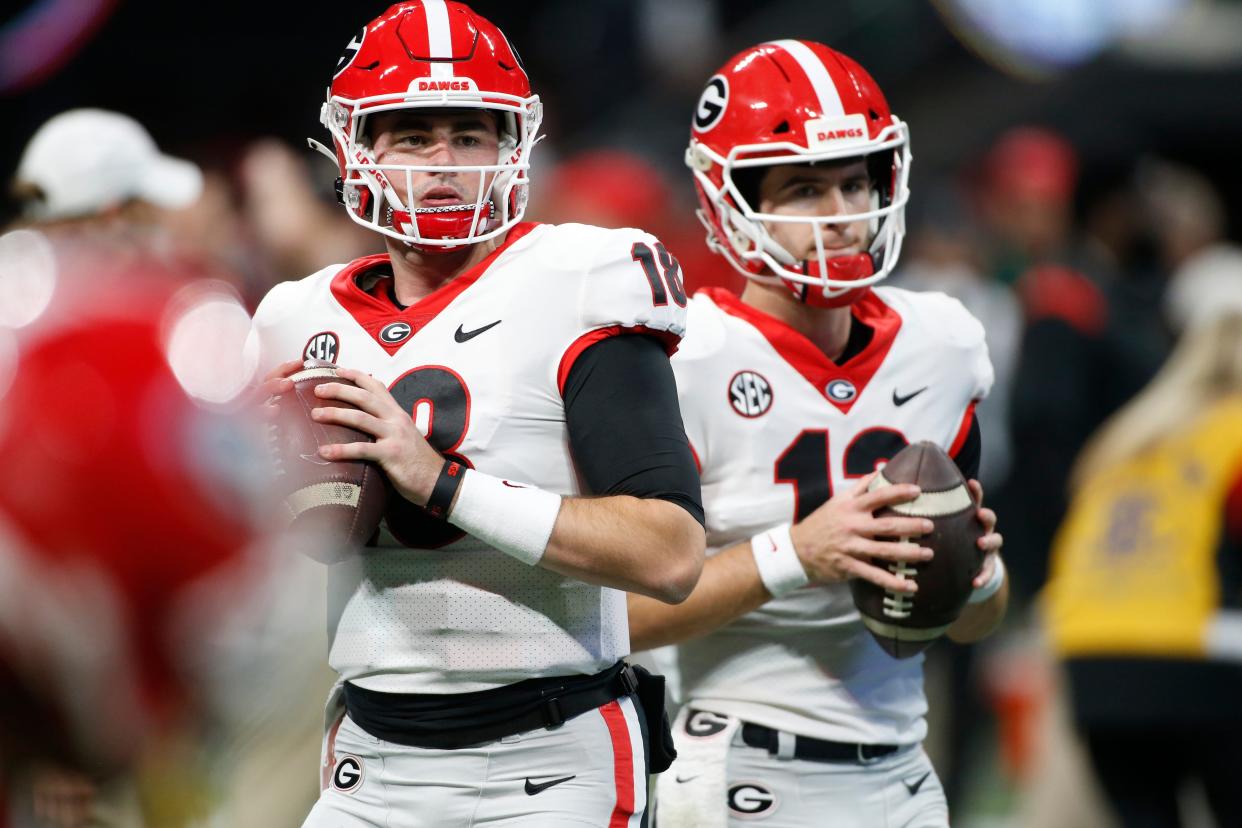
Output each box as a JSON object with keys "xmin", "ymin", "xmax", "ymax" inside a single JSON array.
[
  {"xmin": 968, "ymin": 556, "xmax": 1006, "ymax": 604},
  {"xmin": 751, "ymin": 523, "xmax": 810, "ymax": 598},
  {"xmin": 448, "ymin": 470, "xmax": 562, "ymax": 566}
]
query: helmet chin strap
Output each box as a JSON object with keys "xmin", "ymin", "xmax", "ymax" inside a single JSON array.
[
  {"xmin": 388, "ymin": 201, "xmax": 498, "ymax": 253},
  {"xmin": 785, "ymin": 252, "xmax": 876, "ymax": 309}
]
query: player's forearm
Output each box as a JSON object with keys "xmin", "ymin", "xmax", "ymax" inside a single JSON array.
[
  {"xmin": 946, "ymin": 573, "xmax": 1009, "ymax": 643},
  {"xmin": 540, "ymin": 496, "xmax": 705, "ymax": 604},
  {"xmin": 627, "ymin": 541, "xmax": 771, "ymax": 650}
]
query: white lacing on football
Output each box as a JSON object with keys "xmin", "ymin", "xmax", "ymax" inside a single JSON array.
[
  {"xmin": 882, "ymin": 558, "xmax": 917, "ymax": 618},
  {"xmin": 266, "ymin": 421, "xmax": 285, "ymax": 478},
  {"xmin": 868, "ymin": 473, "xmax": 972, "ymax": 517}
]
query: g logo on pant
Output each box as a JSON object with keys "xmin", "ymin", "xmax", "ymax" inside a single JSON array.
[
  {"xmin": 684, "ymin": 709, "xmax": 730, "ymax": 738},
  {"xmin": 728, "ymin": 782, "xmax": 776, "ymax": 818},
  {"xmin": 332, "ymin": 755, "xmax": 364, "ymax": 793}
]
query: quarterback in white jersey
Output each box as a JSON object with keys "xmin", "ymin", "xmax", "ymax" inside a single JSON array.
[
  {"xmin": 249, "ymin": 4, "xmax": 705, "ymax": 826},
  {"xmin": 629, "ymin": 42, "xmax": 1008, "ymax": 827}
]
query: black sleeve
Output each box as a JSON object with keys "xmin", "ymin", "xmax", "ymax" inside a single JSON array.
[
  {"xmin": 951, "ymin": 412, "xmax": 982, "ymax": 482},
  {"xmin": 562, "ymin": 334, "xmax": 704, "ymax": 526}
]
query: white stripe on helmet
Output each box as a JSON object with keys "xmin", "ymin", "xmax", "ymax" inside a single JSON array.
[
  {"xmin": 766, "ymin": 39, "xmax": 844, "ymax": 117},
  {"xmin": 423, "ymin": 0, "xmax": 455, "ymax": 79}
]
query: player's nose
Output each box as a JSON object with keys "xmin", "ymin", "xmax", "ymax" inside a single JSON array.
[
  {"xmin": 818, "ymin": 187, "xmax": 849, "ymax": 222},
  {"xmin": 424, "ymin": 135, "xmax": 459, "ymax": 169}
]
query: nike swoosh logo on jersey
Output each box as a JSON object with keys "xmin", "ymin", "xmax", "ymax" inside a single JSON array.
[
  {"xmin": 675, "ymin": 774, "xmax": 699, "ymax": 783},
  {"xmin": 904, "ymin": 771, "xmax": 931, "ymax": 795},
  {"xmin": 892, "ymin": 386, "xmax": 928, "ymax": 406},
  {"xmin": 524, "ymin": 775, "xmax": 575, "ymax": 795},
  {"xmin": 454, "ymin": 320, "xmax": 501, "ymax": 343}
]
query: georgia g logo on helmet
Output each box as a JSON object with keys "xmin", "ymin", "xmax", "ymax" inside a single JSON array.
[
  {"xmin": 693, "ymin": 75, "xmax": 729, "ymax": 133},
  {"xmin": 334, "ymin": 26, "xmax": 366, "ymax": 79}
]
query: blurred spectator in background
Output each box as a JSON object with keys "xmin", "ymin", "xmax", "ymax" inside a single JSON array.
[
  {"xmin": 0, "ymin": 248, "xmax": 327, "ymax": 826},
  {"xmin": 235, "ymin": 139, "xmax": 376, "ymax": 287},
  {"xmin": 977, "ymin": 127, "xmax": 1079, "ymax": 287},
  {"xmin": 1141, "ymin": 159, "xmax": 1242, "ymax": 335},
  {"xmin": 531, "ymin": 148, "xmax": 744, "ymax": 295},
  {"xmin": 2, "ymin": 109, "xmax": 340, "ymax": 825},
  {"xmin": 9, "ymin": 109, "xmax": 203, "ymax": 255},
  {"xmin": 8, "ymin": 108, "xmax": 379, "ymax": 312},
  {"xmin": 1043, "ymin": 275, "xmax": 1242, "ymax": 828},
  {"xmin": 986, "ymin": 127, "xmax": 1171, "ymax": 604}
]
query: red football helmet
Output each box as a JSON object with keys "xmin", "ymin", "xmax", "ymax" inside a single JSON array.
[
  {"xmin": 686, "ymin": 40, "xmax": 911, "ymax": 307},
  {"xmin": 313, "ymin": 1, "xmax": 542, "ymax": 252},
  {"xmin": 0, "ymin": 241, "xmax": 290, "ymax": 773}
]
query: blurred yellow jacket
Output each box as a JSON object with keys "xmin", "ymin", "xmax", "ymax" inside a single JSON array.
[{"xmin": 1044, "ymin": 396, "xmax": 1242, "ymax": 659}]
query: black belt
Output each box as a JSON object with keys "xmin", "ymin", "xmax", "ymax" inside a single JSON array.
[
  {"xmin": 741, "ymin": 722, "xmax": 901, "ymax": 764},
  {"xmin": 345, "ymin": 662, "xmax": 639, "ymax": 750}
]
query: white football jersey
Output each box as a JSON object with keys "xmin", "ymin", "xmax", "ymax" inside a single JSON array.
[
  {"xmin": 247, "ymin": 223, "xmax": 688, "ymax": 694},
  {"xmin": 652, "ymin": 286, "xmax": 993, "ymax": 745}
]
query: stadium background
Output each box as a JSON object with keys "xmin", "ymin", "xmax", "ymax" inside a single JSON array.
[{"xmin": 4, "ymin": 0, "xmax": 1241, "ymax": 826}]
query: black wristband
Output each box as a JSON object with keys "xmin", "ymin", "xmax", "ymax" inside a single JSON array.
[{"xmin": 426, "ymin": 460, "xmax": 466, "ymax": 520}]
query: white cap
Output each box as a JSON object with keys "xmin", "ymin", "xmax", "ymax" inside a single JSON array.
[
  {"xmin": 14, "ymin": 109, "xmax": 203, "ymax": 221},
  {"xmin": 1166, "ymin": 243, "xmax": 1242, "ymax": 333}
]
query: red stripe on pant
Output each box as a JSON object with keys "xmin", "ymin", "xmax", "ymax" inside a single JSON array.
[
  {"xmin": 322, "ymin": 714, "xmax": 344, "ymax": 791},
  {"xmin": 599, "ymin": 700, "xmax": 636, "ymax": 827}
]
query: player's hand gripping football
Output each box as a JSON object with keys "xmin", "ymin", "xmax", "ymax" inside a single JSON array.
[
  {"xmin": 308, "ymin": 367, "xmax": 444, "ymax": 506},
  {"xmin": 788, "ymin": 472, "xmax": 933, "ymax": 594},
  {"xmin": 968, "ymin": 478, "xmax": 1003, "ymax": 588}
]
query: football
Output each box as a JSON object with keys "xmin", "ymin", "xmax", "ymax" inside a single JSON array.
[
  {"xmin": 850, "ymin": 441, "xmax": 983, "ymax": 659},
  {"xmin": 270, "ymin": 366, "xmax": 390, "ymax": 562}
]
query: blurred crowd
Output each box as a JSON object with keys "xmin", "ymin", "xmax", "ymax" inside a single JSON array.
[{"xmin": 2, "ymin": 75, "xmax": 1240, "ymax": 826}]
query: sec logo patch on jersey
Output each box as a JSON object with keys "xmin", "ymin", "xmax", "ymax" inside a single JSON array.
[
  {"xmin": 729, "ymin": 370, "xmax": 773, "ymax": 417},
  {"xmin": 304, "ymin": 331, "xmax": 340, "ymax": 364}
]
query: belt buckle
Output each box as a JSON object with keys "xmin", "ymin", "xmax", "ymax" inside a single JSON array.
[{"xmin": 856, "ymin": 743, "xmax": 883, "ymax": 766}]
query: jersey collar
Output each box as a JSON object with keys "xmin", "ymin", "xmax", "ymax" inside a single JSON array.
[
  {"xmin": 701, "ymin": 287, "xmax": 902, "ymax": 414},
  {"xmin": 330, "ymin": 222, "xmax": 539, "ymax": 355}
]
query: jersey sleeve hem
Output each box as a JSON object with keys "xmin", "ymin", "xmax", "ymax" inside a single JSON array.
[
  {"xmin": 949, "ymin": 400, "xmax": 979, "ymax": 458},
  {"xmin": 556, "ymin": 324, "xmax": 682, "ymax": 396}
]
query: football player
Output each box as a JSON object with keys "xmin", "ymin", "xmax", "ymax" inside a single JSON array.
[
  {"xmin": 245, "ymin": 3, "xmax": 705, "ymax": 826},
  {"xmin": 627, "ymin": 42, "xmax": 1008, "ymax": 827}
]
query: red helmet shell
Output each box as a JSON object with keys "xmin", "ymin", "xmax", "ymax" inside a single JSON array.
[
  {"xmin": 330, "ymin": 1, "xmax": 531, "ymax": 126},
  {"xmin": 322, "ymin": 2, "xmax": 541, "ymax": 250},
  {"xmin": 686, "ymin": 40, "xmax": 911, "ymax": 307}
]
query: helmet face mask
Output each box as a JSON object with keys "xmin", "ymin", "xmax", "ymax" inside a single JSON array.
[
  {"xmin": 686, "ymin": 40, "xmax": 912, "ymax": 307},
  {"xmin": 319, "ymin": 2, "xmax": 543, "ymax": 252}
]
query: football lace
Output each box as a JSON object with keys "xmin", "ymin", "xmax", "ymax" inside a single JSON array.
[
  {"xmin": 882, "ymin": 559, "xmax": 918, "ymax": 618},
  {"xmin": 266, "ymin": 420, "xmax": 286, "ymax": 478}
]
